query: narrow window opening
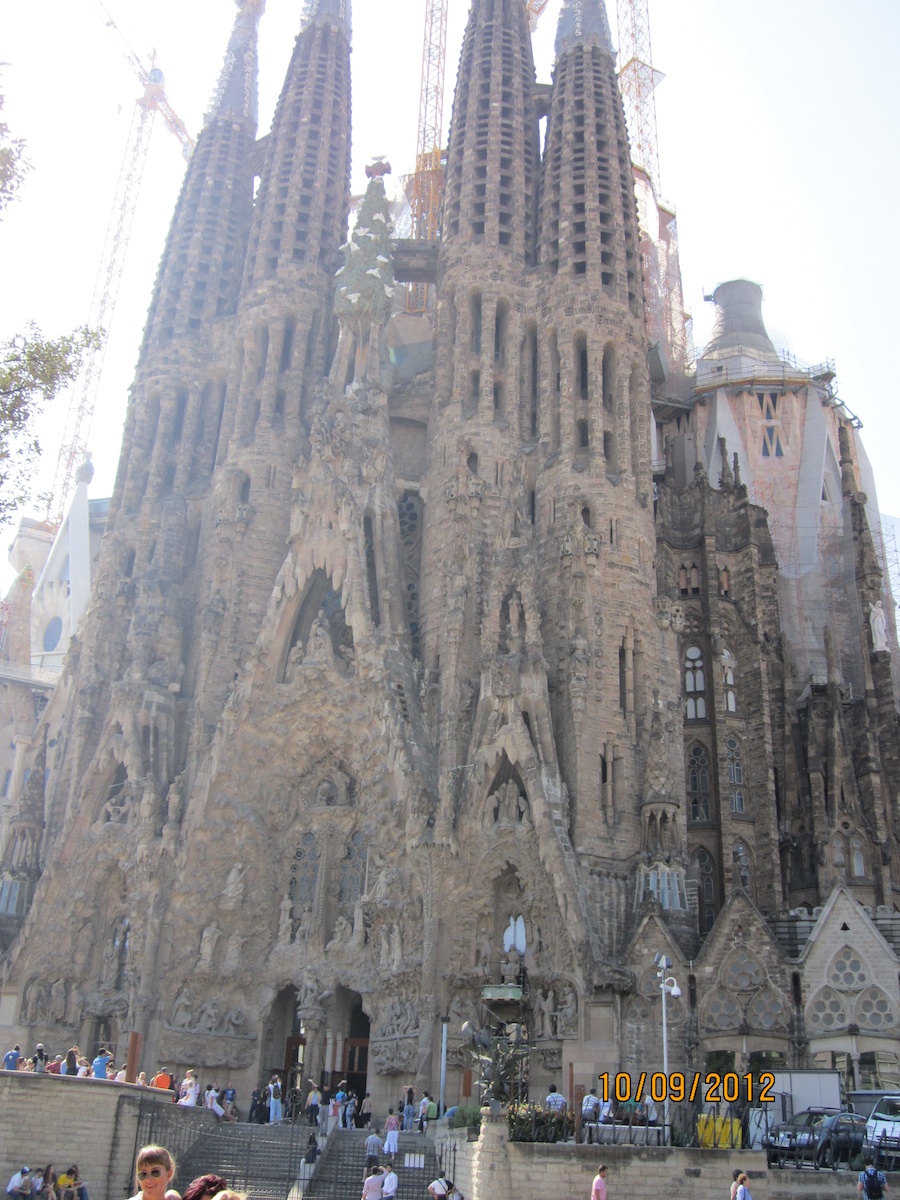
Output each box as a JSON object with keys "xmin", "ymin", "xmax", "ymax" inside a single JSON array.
[{"xmin": 363, "ymin": 514, "xmax": 381, "ymax": 626}]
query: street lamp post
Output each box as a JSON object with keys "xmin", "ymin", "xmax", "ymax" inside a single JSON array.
[{"xmin": 655, "ymin": 953, "xmax": 681, "ymax": 1142}]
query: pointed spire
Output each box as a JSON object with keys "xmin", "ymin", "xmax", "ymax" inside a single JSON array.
[
  {"xmin": 555, "ymin": 0, "xmax": 614, "ymax": 60},
  {"xmin": 206, "ymin": 0, "xmax": 266, "ymax": 127},
  {"xmin": 301, "ymin": 0, "xmax": 350, "ymax": 36}
]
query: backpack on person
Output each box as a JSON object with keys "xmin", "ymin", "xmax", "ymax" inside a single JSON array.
[
  {"xmin": 863, "ymin": 1168, "xmax": 884, "ymax": 1200},
  {"xmin": 272, "ymin": 1082, "xmax": 281, "ymax": 1100}
]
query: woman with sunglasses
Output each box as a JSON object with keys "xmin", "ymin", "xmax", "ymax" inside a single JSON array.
[{"xmin": 130, "ymin": 1146, "xmax": 179, "ymax": 1200}]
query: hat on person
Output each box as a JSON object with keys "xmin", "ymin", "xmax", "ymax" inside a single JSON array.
[{"xmin": 21, "ymin": 1168, "xmax": 31, "ymax": 1174}]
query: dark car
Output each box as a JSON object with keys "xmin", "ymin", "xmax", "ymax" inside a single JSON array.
[{"xmin": 763, "ymin": 1107, "xmax": 866, "ymax": 1168}]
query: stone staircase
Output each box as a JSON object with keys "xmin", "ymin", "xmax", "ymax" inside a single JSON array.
[
  {"xmin": 174, "ymin": 1120, "xmax": 313, "ymax": 1200},
  {"xmin": 303, "ymin": 1128, "xmax": 439, "ymax": 1200}
]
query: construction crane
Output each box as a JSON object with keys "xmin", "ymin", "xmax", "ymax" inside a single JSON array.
[
  {"xmin": 615, "ymin": 0, "xmax": 662, "ymax": 196},
  {"xmin": 406, "ymin": 0, "xmax": 547, "ymax": 314},
  {"xmin": 47, "ymin": 0, "xmax": 194, "ymax": 528}
]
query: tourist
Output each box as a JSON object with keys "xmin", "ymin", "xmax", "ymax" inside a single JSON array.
[
  {"xmin": 729, "ymin": 1169, "xmax": 742, "ymax": 1200},
  {"xmin": 56, "ymin": 1166, "xmax": 88, "ymax": 1200},
  {"xmin": 733, "ymin": 1174, "xmax": 751, "ymax": 1200},
  {"xmin": 382, "ymin": 1108, "xmax": 400, "ymax": 1156},
  {"xmin": 63, "ymin": 1049, "xmax": 78, "ymax": 1076},
  {"xmin": 402, "ymin": 1087, "xmax": 415, "ymax": 1131},
  {"xmin": 545, "ymin": 1084, "xmax": 566, "ymax": 1113},
  {"xmin": 591, "ymin": 1165, "xmax": 609, "ymax": 1200},
  {"xmin": 359, "ymin": 1092, "xmax": 373, "ymax": 1128},
  {"xmin": 91, "ymin": 1047, "xmax": 112, "ymax": 1079},
  {"xmin": 151, "ymin": 1068, "xmax": 172, "ymax": 1091},
  {"xmin": 364, "ymin": 1130, "xmax": 383, "ymax": 1171},
  {"xmin": 345, "ymin": 1092, "xmax": 357, "ymax": 1128},
  {"xmin": 180, "ymin": 1174, "xmax": 227, "ymax": 1200},
  {"xmin": 417, "ymin": 1093, "xmax": 429, "ymax": 1133},
  {"xmin": 381, "ymin": 1163, "xmax": 398, "ymax": 1200},
  {"xmin": 6, "ymin": 1169, "xmax": 32, "ymax": 1198},
  {"xmin": 46, "ymin": 1056, "xmax": 64, "ymax": 1075},
  {"xmin": 426, "ymin": 1095, "xmax": 438, "ymax": 1127},
  {"xmin": 858, "ymin": 1159, "xmax": 887, "ymax": 1198},
  {"xmin": 115, "ymin": 1065, "xmax": 128, "ymax": 1083},
  {"xmin": 32, "ymin": 1167, "xmax": 56, "ymax": 1200},
  {"xmin": 267, "ymin": 1073, "xmax": 283, "ymax": 1124},
  {"xmin": 76, "ymin": 1057, "xmax": 91, "ymax": 1077},
  {"xmin": 361, "ymin": 1169, "xmax": 383, "ymax": 1200},
  {"xmin": 129, "ymin": 1147, "xmax": 179, "ymax": 1200},
  {"xmin": 223, "ymin": 1083, "xmax": 237, "ymax": 1120},
  {"xmin": 304, "ymin": 1135, "xmax": 319, "ymax": 1166},
  {"xmin": 177, "ymin": 1070, "xmax": 200, "ymax": 1106},
  {"xmin": 205, "ymin": 1084, "xmax": 226, "ymax": 1120},
  {"xmin": 32, "ymin": 1043, "xmax": 49, "ymax": 1073},
  {"xmin": 335, "ymin": 1079, "xmax": 348, "ymax": 1125},
  {"xmin": 306, "ymin": 1080, "xmax": 322, "ymax": 1126},
  {"xmin": 248, "ymin": 1086, "xmax": 261, "ymax": 1123},
  {"xmin": 427, "ymin": 1176, "xmax": 453, "ymax": 1200},
  {"xmin": 138, "ymin": 1072, "xmax": 147, "ymax": 1086},
  {"xmin": 3, "ymin": 1043, "xmax": 21, "ymax": 1070}
]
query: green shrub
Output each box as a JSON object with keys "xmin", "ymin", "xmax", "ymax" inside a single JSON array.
[
  {"xmin": 449, "ymin": 1104, "xmax": 483, "ymax": 1130},
  {"xmin": 506, "ymin": 1102, "xmax": 575, "ymax": 1143}
]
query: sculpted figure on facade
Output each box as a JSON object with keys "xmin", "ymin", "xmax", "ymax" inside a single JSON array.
[
  {"xmin": 221, "ymin": 862, "xmax": 246, "ymax": 909},
  {"xmin": 870, "ymin": 600, "xmax": 889, "ymax": 652},
  {"xmin": 197, "ymin": 922, "xmax": 221, "ymax": 970},
  {"xmin": 556, "ymin": 984, "xmax": 578, "ymax": 1037},
  {"xmin": 307, "ymin": 608, "xmax": 335, "ymax": 666}
]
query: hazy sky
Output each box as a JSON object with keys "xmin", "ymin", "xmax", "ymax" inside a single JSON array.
[{"xmin": 2, "ymin": 0, "xmax": 899, "ymax": 538}]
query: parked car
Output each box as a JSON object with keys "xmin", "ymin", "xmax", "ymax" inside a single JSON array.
[
  {"xmin": 866, "ymin": 1095, "xmax": 900, "ymax": 1165},
  {"xmin": 815, "ymin": 1112, "xmax": 868, "ymax": 1167},
  {"xmin": 763, "ymin": 1107, "xmax": 866, "ymax": 1167}
]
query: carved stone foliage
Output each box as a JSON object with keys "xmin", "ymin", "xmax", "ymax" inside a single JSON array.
[{"xmin": 163, "ymin": 1025, "xmax": 258, "ymax": 1069}]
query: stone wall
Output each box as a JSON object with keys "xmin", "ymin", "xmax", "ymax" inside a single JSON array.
[
  {"xmin": 0, "ymin": 1072, "xmax": 196, "ymax": 1200},
  {"xmin": 436, "ymin": 1118, "xmax": 892, "ymax": 1200}
]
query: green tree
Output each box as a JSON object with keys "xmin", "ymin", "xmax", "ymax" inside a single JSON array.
[
  {"xmin": 0, "ymin": 73, "xmax": 30, "ymax": 214},
  {"xmin": 0, "ymin": 325, "xmax": 101, "ymax": 522},
  {"xmin": 0, "ymin": 73, "xmax": 102, "ymax": 522}
]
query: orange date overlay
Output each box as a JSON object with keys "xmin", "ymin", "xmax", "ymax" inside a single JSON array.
[{"xmin": 596, "ymin": 1071, "xmax": 776, "ymax": 1105}]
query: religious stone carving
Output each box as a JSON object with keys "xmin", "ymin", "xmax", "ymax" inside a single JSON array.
[
  {"xmin": 535, "ymin": 987, "xmax": 555, "ymax": 1039},
  {"xmin": 870, "ymin": 600, "xmax": 889, "ymax": 653},
  {"xmin": 221, "ymin": 862, "xmax": 246, "ymax": 909},
  {"xmin": 197, "ymin": 922, "xmax": 221, "ymax": 970},
  {"xmin": 306, "ymin": 608, "xmax": 335, "ymax": 666},
  {"xmin": 556, "ymin": 984, "xmax": 578, "ymax": 1037}
]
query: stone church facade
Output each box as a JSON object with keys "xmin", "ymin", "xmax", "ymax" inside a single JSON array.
[{"xmin": 1, "ymin": 0, "xmax": 899, "ymax": 1104}]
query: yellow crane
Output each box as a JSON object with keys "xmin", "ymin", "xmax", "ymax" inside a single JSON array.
[{"xmin": 48, "ymin": 0, "xmax": 194, "ymax": 527}]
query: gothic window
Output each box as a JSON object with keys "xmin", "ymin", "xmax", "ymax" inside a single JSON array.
[
  {"xmin": 110, "ymin": 917, "xmax": 130, "ymax": 991},
  {"xmin": 398, "ymin": 492, "xmax": 423, "ymax": 661},
  {"xmin": 832, "ymin": 835, "xmax": 846, "ymax": 872},
  {"xmin": 0, "ymin": 878, "xmax": 22, "ymax": 916},
  {"xmin": 363, "ymin": 514, "xmax": 381, "ymax": 627},
  {"xmin": 851, "ymin": 835, "xmax": 866, "ymax": 878},
  {"xmin": 290, "ymin": 832, "xmax": 320, "ymax": 907},
  {"xmin": 696, "ymin": 848, "xmax": 716, "ymax": 931},
  {"xmin": 502, "ymin": 914, "xmax": 526, "ymax": 954},
  {"xmin": 856, "ymin": 987, "xmax": 895, "ymax": 1029},
  {"xmin": 807, "ymin": 986, "xmax": 849, "ymax": 1030},
  {"xmin": 338, "ymin": 831, "xmax": 368, "ymax": 904},
  {"xmin": 684, "ymin": 646, "xmax": 706, "ymax": 719},
  {"xmin": 829, "ymin": 946, "xmax": 868, "ymax": 989},
  {"xmin": 722, "ymin": 949, "xmax": 765, "ymax": 990},
  {"xmin": 703, "ymin": 988, "xmax": 741, "ymax": 1031},
  {"xmin": 733, "ymin": 840, "xmax": 751, "ymax": 891},
  {"xmin": 722, "ymin": 648, "xmax": 737, "ymax": 712},
  {"xmin": 726, "ymin": 737, "xmax": 745, "ymax": 813},
  {"xmin": 747, "ymin": 988, "xmax": 789, "ymax": 1031},
  {"xmin": 761, "ymin": 427, "xmax": 784, "ymax": 458},
  {"xmin": 687, "ymin": 744, "xmax": 710, "ymax": 821}
]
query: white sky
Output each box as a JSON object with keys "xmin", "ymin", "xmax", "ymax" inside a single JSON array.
[{"xmin": 2, "ymin": 0, "xmax": 899, "ymax": 549}]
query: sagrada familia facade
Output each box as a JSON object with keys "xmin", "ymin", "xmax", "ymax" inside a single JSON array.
[{"xmin": 1, "ymin": 0, "xmax": 899, "ymax": 1104}]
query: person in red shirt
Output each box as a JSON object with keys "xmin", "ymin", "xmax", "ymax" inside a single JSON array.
[{"xmin": 46, "ymin": 1056, "xmax": 63, "ymax": 1075}]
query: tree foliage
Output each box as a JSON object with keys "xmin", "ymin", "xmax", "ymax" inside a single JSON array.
[
  {"xmin": 0, "ymin": 70, "xmax": 30, "ymax": 215},
  {"xmin": 0, "ymin": 325, "xmax": 102, "ymax": 522},
  {"xmin": 0, "ymin": 75, "xmax": 102, "ymax": 523}
]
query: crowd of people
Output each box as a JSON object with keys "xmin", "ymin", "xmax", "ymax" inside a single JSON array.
[
  {"xmin": 1, "ymin": 1043, "xmax": 132, "ymax": 1080},
  {"xmin": 5, "ymin": 1165, "xmax": 89, "ymax": 1200}
]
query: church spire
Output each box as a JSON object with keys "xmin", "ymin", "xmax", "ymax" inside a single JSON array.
[
  {"xmin": 554, "ymin": 0, "xmax": 614, "ymax": 59},
  {"xmin": 206, "ymin": 0, "xmax": 266, "ymax": 128},
  {"xmin": 300, "ymin": 0, "xmax": 350, "ymax": 35}
]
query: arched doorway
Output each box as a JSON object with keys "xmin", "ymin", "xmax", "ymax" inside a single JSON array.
[{"xmin": 342, "ymin": 995, "xmax": 370, "ymax": 1100}]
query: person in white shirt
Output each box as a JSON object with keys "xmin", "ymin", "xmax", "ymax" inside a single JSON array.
[
  {"xmin": 381, "ymin": 1165, "xmax": 398, "ymax": 1200},
  {"xmin": 545, "ymin": 1085, "xmax": 566, "ymax": 1112}
]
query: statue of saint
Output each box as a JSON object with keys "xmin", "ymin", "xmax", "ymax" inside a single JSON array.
[
  {"xmin": 869, "ymin": 600, "xmax": 890, "ymax": 653},
  {"xmin": 306, "ymin": 608, "xmax": 335, "ymax": 667}
]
